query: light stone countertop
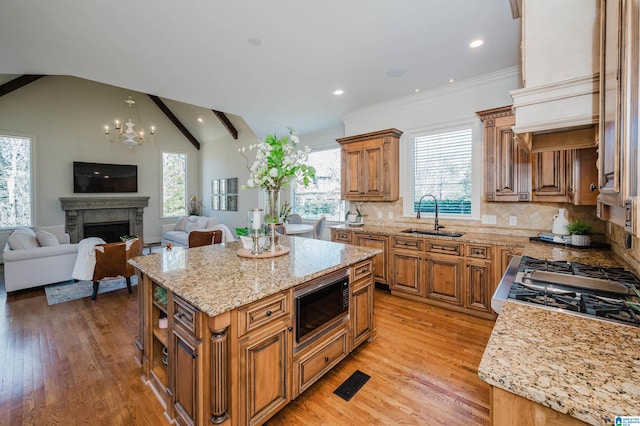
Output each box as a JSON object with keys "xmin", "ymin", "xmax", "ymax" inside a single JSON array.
[
  {"xmin": 128, "ymin": 236, "xmax": 381, "ymax": 317},
  {"xmin": 478, "ymin": 301, "xmax": 640, "ymax": 425}
]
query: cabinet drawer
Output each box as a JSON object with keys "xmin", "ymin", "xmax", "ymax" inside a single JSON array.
[
  {"xmin": 351, "ymin": 260, "xmax": 372, "ymax": 282},
  {"xmin": 237, "ymin": 290, "xmax": 291, "ymax": 337},
  {"xmin": 173, "ymin": 294, "xmax": 200, "ymax": 336},
  {"xmin": 426, "ymin": 241, "xmax": 463, "ymax": 256},
  {"xmin": 332, "ymin": 229, "xmax": 353, "ymax": 243},
  {"xmin": 391, "ymin": 236, "xmax": 423, "ymax": 251},
  {"xmin": 466, "ymin": 244, "xmax": 492, "ymax": 260},
  {"xmin": 295, "ymin": 326, "xmax": 348, "ymax": 394}
]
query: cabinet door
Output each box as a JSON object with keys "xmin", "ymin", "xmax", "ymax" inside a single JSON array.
[
  {"xmin": 331, "ymin": 228, "xmax": 353, "ymax": 244},
  {"xmin": 532, "ymin": 150, "xmax": 568, "ymax": 202},
  {"xmin": 350, "ymin": 277, "xmax": 374, "ymax": 349},
  {"xmin": 497, "ymin": 247, "xmax": 523, "ymax": 284},
  {"xmin": 478, "ymin": 107, "xmax": 531, "ymax": 202},
  {"xmin": 172, "ymin": 328, "xmax": 200, "ymax": 426},
  {"xmin": 425, "ymin": 255, "xmax": 463, "ymax": 305},
  {"xmin": 239, "ymin": 322, "xmax": 291, "ymax": 426},
  {"xmin": 355, "ymin": 234, "xmax": 388, "ymax": 284},
  {"xmin": 465, "ymin": 259, "xmax": 493, "ymax": 314},
  {"xmin": 362, "ymin": 142, "xmax": 384, "ymax": 197},
  {"xmin": 567, "ymin": 148, "xmax": 599, "ymax": 205},
  {"xmin": 390, "ymin": 250, "xmax": 423, "ymax": 296},
  {"xmin": 342, "ymin": 147, "xmax": 363, "ymax": 197}
]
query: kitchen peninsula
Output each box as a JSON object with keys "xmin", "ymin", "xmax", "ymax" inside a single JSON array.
[{"xmin": 128, "ymin": 236, "xmax": 380, "ymax": 426}]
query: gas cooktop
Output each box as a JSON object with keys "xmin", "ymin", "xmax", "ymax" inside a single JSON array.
[{"xmin": 492, "ymin": 256, "xmax": 640, "ymax": 327}]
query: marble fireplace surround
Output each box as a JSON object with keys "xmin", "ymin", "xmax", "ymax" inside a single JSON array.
[{"xmin": 59, "ymin": 196, "xmax": 150, "ymax": 243}]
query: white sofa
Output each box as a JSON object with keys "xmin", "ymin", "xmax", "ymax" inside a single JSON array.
[
  {"xmin": 161, "ymin": 216, "xmax": 235, "ymax": 248},
  {"xmin": 3, "ymin": 226, "xmax": 79, "ymax": 292}
]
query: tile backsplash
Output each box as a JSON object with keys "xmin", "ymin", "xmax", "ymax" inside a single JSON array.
[{"xmin": 349, "ymin": 198, "xmax": 604, "ymax": 237}]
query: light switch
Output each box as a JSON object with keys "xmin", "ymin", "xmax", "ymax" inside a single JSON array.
[
  {"xmin": 388, "ymin": 212, "xmax": 393, "ymax": 219},
  {"xmin": 481, "ymin": 215, "xmax": 497, "ymax": 225},
  {"xmin": 509, "ymin": 216, "xmax": 517, "ymax": 226},
  {"xmin": 377, "ymin": 211, "xmax": 383, "ymax": 219}
]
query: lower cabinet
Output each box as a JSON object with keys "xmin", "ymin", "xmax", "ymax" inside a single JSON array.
[
  {"xmin": 172, "ymin": 326, "xmax": 201, "ymax": 426},
  {"xmin": 425, "ymin": 255, "xmax": 464, "ymax": 305},
  {"xmin": 350, "ymin": 264, "xmax": 374, "ymax": 349},
  {"xmin": 465, "ymin": 259, "xmax": 493, "ymax": 313},
  {"xmin": 238, "ymin": 321, "xmax": 292, "ymax": 426},
  {"xmin": 354, "ymin": 234, "xmax": 388, "ymax": 284}
]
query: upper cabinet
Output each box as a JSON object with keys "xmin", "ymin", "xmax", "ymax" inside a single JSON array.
[
  {"xmin": 337, "ymin": 128, "xmax": 402, "ymax": 202},
  {"xmin": 597, "ymin": 0, "xmax": 639, "ymax": 209},
  {"xmin": 477, "ymin": 106, "xmax": 531, "ymax": 202},
  {"xmin": 511, "ymin": 0, "xmax": 601, "ymax": 137}
]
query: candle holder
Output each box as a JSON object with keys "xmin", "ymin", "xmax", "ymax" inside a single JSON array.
[
  {"xmin": 262, "ymin": 222, "xmax": 283, "ymax": 252},
  {"xmin": 249, "ymin": 229, "xmax": 264, "ymax": 255}
]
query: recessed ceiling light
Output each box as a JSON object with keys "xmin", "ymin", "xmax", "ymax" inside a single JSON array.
[
  {"xmin": 414, "ymin": 88, "xmax": 421, "ymax": 93},
  {"xmin": 470, "ymin": 39, "xmax": 484, "ymax": 48},
  {"xmin": 248, "ymin": 38, "xmax": 262, "ymax": 47},
  {"xmin": 449, "ymin": 78, "xmax": 455, "ymax": 83},
  {"xmin": 386, "ymin": 68, "xmax": 406, "ymax": 78},
  {"xmin": 333, "ymin": 89, "xmax": 344, "ymax": 96},
  {"xmin": 197, "ymin": 117, "xmax": 203, "ymax": 123}
]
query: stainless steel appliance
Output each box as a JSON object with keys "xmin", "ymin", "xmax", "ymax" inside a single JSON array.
[
  {"xmin": 492, "ymin": 255, "xmax": 640, "ymax": 327},
  {"xmin": 294, "ymin": 268, "xmax": 349, "ymax": 352}
]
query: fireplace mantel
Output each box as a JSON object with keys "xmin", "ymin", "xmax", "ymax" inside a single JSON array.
[{"xmin": 60, "ymin": 196, "xmax": 150, "ymax": 243}]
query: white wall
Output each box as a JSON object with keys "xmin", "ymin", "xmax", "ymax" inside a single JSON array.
[
  {"xmin": 200, "ymin": 120, "xmax": 260, "ymax": 232},
  {"xmin": 0, "ymin": 75, "xmax": 201, "ymax": 253}
]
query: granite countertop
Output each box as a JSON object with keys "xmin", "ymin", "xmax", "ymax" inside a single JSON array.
[
  {"xmin": 128, "ymin": 236, "xmax": 380, "ymax": 317},
  {"xmin": 479, "ymin": 301, "xmax": 640, "ymax": 425}
]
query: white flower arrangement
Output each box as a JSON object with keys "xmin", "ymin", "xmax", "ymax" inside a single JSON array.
[{"xmin": 239, "ymin": 128, "xmax": 316, "ymax": 193}]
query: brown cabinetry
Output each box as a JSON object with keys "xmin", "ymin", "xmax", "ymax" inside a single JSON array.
[
  {"xmin": 478, "ymin": 107, "xmax": 531, "ymax": 202},
  {"xmin": 331, "ymin": 228, "xmax": 353, "ymax": 244},
  {"xmin": 567, "ymin": 148, "xmax": 599, "ymax": 206},
  {"xmin": 349, "ymin": 260, "xmax": 374, "ymax": 349},
  {"xmin": 598, "ymin": 0, "xmax": 639, "ymax": 208},
  {"xmin": 389, "ymin": 236, "xmax": 424, "ymax": 296},
  {"xmin": 532, "ymin": 150, "xmax": 567, "ymax": 202},
  {"xmin": 354, "ymin": 234, "xmax": 388, "ymax": 284},
  {"xmin": 337, "ymin": 128, "xmax": 402, "ymax": 201},
  {"xmin": 426, "ymin": 254, "xmax": 464, "ymax": 305}
]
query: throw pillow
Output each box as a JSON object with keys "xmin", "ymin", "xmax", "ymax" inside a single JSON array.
[
  {"xmin": 185, "ymin": 221, "xmax": 199, "ymax": 233},
  {"xmin": 206, "ymin": 217, "xmax": 219, "ymax": 228},
  {"xmin": 12, "ymin": 227, "xmax": 36, "ymax": 238},
  {"xmin": 196, "ymin": 217, "xmax": 209, "ymax": 230},
  {"xmin": 36, "ymin": 225, "xmax": 67, "ymax": 244},
  {"xmin": 174, "ymin": 216, "xmax": 189, "ymax": 232},
  {"xmin": 36, "ymin": 230, "xmax": 60, "ymax": 247},
  {"xmin": 7, "ymin": 231, "xmax": 39, "ymax": 250}
]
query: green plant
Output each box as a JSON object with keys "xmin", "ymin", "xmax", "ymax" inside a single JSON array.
[
  {"xmin": 153, "ymin": 286, "xmax": 167, "ymax": 307},
  {"xmin": 566, "ymin": 220, "xmax": 593, "ymax": 235}
]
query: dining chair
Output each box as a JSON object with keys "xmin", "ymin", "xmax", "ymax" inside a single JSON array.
[
  {"xmin": 188, "ymin": 230, "xmax": 223, "ymax": 248},
  {"xmin": 287, "ymin": 214, "xmax": 302, "ymax": 224},
  {"xmin": 313, "ymin": 217, "xmax": 326, "ymax": 239},
  {"xmin": 92, "ymin": 237, "xmax": 143, "ymax": 300}
]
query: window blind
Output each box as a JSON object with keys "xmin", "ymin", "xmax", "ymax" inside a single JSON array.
[{"xmin": 414, "ymin": 129, "xmax": 472, "ymax": 215}]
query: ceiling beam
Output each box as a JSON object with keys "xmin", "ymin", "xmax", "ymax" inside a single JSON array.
[
  {"xmin": 212, "ymin": 110, "xmax": 238, "ymax": 140},
  {"xmin": 0, "ymin": 74, "xmax": 46, "ymax": 97},
  {"xmin": 148, "ymin": 94, "xmax": 201, "ymax": 151}
]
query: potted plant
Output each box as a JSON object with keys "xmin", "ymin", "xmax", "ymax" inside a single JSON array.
[{"xmin": 566, "ymin": 220, "xmax": 593, "ymax": 246}]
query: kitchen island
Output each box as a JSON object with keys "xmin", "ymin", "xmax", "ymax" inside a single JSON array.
[{"xmin": 129, "ymin": 236, "xmax": 380, "ymax": 426}]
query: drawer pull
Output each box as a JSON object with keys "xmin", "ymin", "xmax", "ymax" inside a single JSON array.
[
  {"xmin": 265, "ymin": 310, "xmax": 272, "ymax": 317},
  {"xmin": 433, "ymin": 245, "xmax": 457, "ymax": 252},
  {"xmin": 288, "ymin": 326, "xmax": 293, "ymax": 332},
  {"xmin": 324, "ymin": 356, "xmax": 329, "ymax": 362}
]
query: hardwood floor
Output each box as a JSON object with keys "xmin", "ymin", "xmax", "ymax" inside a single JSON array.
[{"xmin": 0, "ymin": 270, "xmax": 495, "ymax": 426}]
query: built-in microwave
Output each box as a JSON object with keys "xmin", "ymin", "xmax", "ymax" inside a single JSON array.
[{"xmin": 294, "ymin": 268, "xmax": 349, "ymax": 352}]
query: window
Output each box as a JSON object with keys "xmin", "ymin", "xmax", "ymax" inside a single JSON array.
[
  {"xmin": 162, "ymin": 152, "xmax": 187, "ymax": 217},
  {"xmin": 412, "ymin": 127, "xmax": 474, "ymax": 217},
  {"xmin": 292, "ymin": 148, "xmax": 345, "ymax": 221},
  {"xmin": 0, "ymin": 135, "xmax": 32, "ymax": 227}
]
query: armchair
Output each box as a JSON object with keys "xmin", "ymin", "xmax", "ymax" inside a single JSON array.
[{"xmin": 91, "ymin": 238, "xmax": 143, "ymax": 300}]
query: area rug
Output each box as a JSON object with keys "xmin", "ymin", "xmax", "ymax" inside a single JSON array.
[{"xmin": 44, "ymin": 276, "xmax": 138, "ymax": 305}]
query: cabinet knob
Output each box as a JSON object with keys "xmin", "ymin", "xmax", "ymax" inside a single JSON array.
[
  {"xmin": 265, "ymin": 310, "xmax": 272, "ymax": 316},
  {"xmin": 589, "ymin": 183, "xmax": 597, "ymax": 192},
  {"xmin": 287, "ymin": 326, "xmax": 293, "ymax": 332},
  {"xmin": 324, "ymin": 356, "xmax": 329, "ymax": 362}
]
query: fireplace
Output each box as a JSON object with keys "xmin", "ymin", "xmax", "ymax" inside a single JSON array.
[{"xmin": 59, "ymin": 196, "xmax": 150, "ymax": 243}]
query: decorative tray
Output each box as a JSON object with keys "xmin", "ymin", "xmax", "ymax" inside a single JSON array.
[
  {"xmin": 237, "ymin": 246, "xmax": 290, "ymax": 258},
  {"xmin": 528, "ymin": 237, "xmax": 610, "ymax": 250}
]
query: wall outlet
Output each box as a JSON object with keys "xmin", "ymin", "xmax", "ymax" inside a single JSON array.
[
  {"xmin": 377, "ymin": 211, "xmax": 383, "ymax": 219},
  {"xmin": 509, "ymin": 216, "xmax": 518, "ymax": 226},
  {"xmin": 388, "ymin": 212, "xmax": 393, "ymax": 219},
  {"xmin": 481, "ymin": 215, "xmax": 497, "ymax": 225}
]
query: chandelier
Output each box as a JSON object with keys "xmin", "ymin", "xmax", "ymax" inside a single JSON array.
[{"xmin": 104, "ymin": 95, "xmax": 156, "ymax": 147}]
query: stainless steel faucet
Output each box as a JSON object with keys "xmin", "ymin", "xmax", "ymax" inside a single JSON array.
[{"xmin": 416, "ymin": 194, "xmax": 444, "ymax": 231}]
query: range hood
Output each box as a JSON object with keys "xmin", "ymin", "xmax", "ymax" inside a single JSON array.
[{"xmin": 511, "ymin": 73, "xmax": 599, "ymax": 131}]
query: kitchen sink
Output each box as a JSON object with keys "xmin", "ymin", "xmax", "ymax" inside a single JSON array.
[{"xmin": 400, "ymin": 229, "xmax": 465, "ymax": 238}]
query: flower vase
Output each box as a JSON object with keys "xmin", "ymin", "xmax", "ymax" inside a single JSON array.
[{"xmin": 263, "ymin": 189, "xmax": 284, "ymax": 252}]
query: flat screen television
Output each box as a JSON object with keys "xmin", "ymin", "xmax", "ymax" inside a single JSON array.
[{"xmin": 73, "ymin": 161, "xmax": 138, "ymax": 193}]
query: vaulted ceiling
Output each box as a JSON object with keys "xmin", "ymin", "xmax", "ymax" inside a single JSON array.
[{"xmin": 0, "ymin": 1, "xmax": 521, "ymax": 138}]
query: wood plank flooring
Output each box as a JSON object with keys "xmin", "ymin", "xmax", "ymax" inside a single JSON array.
[{"xmin": 0, "ymin": 270, "xmax": 495, "ymax": 425}]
